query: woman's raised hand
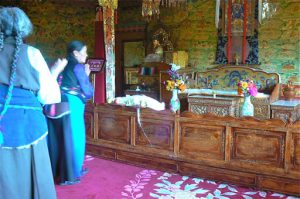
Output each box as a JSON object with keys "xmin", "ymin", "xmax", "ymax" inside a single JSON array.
[
  {"xmin": 51, "ymin": 58, "xmax": 68, "ymax": 78},
  {"xmin": 84, "ymin": 63, "xmax": 91, "ymax": 76}
]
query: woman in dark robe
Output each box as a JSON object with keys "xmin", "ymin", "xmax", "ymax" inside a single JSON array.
[{"xmin": 46, "ymin": 40, "xmax": 94, "ymax": 185}]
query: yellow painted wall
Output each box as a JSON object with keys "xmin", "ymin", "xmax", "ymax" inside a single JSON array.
[
  {"xmin": 0, "ymin": 1, "xmax": 95, "ymax": 64},
  {"xmin": 119, "ymin": 0, "xmax": 300, "ymax": 84},
  {"xmin": 1, "ymin": 0, "xmax": 299, "ymax": 83}
]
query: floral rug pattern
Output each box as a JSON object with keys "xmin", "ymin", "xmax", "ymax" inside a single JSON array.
[
  {"xmin": 122, "ymin": 171, "xmax": 299, "ymax": 199},
  {"xmin": 122, "ymin": 170, "xmax": 158, "ymax": 199}
]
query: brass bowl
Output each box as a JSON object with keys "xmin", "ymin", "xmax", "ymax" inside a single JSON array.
[{"xmin": 283, "ymin": 89, "xmax": 296, "ymax": 100}]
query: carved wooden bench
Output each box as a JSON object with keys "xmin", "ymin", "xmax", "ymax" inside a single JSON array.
[{"xmin": 189, "ymin": 66, "xmax": 280, "ymax": 119}]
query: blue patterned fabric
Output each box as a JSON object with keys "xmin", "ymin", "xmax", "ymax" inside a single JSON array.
[
  {"xmin": 215, "ymin": 33, "xmax": 228, "ymax": 64},
  {"xmin": 65, "ymin": 93, "xmax": 86, "ymax": 178},
  {"xmin": 0, "ymin": 84, "xmax": 47, "ymax": 148}
]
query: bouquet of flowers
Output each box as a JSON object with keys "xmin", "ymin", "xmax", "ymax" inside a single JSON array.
[
  {"xmin": 237, "ymin": 79, "xmax": 258, "ymax": 97},
  {"xmin": 164, "ymin": 64, "xmax": 186, "ymax": 92}
]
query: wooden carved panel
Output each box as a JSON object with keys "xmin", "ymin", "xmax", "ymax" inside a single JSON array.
[
  {"xmin": 179, "ymin": 123, "xmax": 226, "ymax": 160},
  {"xmin": 258, "ymin": 176, "xmax": 300, "ymax": 196},
  {"xmin": 272, "ymin": 110, "xmax": 291, "ymax": 123},
  {"xmin": 231, "ymin": 128, "xmax": 285, "ymax": 167},
  {"xmin": 291, "ymin": 133, "xmax": 300, "ymax": 170},
  {"xmin": 188, "ymin": 96, "xmax": 240, "ymax": 117},
  {"xmin": 117, "ymin": 152, "xmax": 178, "ymax": 173},
  {"xmin": 210, "ymin": 105, "xmax": 233, "ymax": 116},
  {"xmin": 272, "ymin": 108, "xmax": 300, "ymax": 123},
  {"xmin": 136, "ymin": 119, "xmax": 174, "ymax": 151},
  {"xmin": 190, "ymin": 104, "xmax": 209, "ymax": 115},
  {"xmin": 253, "ymin": 104, "xmax": 270, "ymax": 120},
  {"xmin": 98, "ymin": 114, "xmax": 131, "ymax": 144},
  {"xmin": 84, "ymin": 111, "xmax": 94, "ymax": 140}
]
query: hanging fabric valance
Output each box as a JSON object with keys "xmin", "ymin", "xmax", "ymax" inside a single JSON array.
[{"xmin": 98, "ymin": 0, "xmax": 118, "ymax": 9}]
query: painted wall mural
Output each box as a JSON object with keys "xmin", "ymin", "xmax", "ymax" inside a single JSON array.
[
  {"xmin": 1, "ymin": 0, "xmax": 299, "ymax": 85},
  {"xmin": 0, "ymin": 1, "xmax": 95, "ymax": 65},
  {"xmin": 119, "ymin": 0, "xmax": 299, "ymax": 84}
]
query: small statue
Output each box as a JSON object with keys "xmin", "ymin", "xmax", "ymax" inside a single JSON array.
[
  {"xmin": 234, "ymin": 53, "xmax": 240, "ymax": 65},
  {"xmin": 153, "ymin": 39, "xmax": 163, "ymax": 57},
  {"xmin": 144, "ymin": 39, "xmax": 163, "ymax": 62}
]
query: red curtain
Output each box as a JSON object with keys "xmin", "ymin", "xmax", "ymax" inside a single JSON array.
[{"xmin": 94, "ymin": 19, "xmax": 106, "ymax": 104}]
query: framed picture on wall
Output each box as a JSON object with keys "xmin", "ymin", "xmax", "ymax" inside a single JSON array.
[
  {"xmin": 124, "ymin": 67, "xmax": 139, "ymax": 85},
  {"xmin": 123, "ymin": 41, "xmax": 145, "ymax": 67}
]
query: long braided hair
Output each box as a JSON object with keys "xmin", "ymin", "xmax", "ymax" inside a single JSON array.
[{"xmin": 0, "ymin": 7, "xmax": 33, "ymax": 145}]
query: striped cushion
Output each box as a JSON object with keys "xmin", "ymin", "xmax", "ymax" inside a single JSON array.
[{"xmin": 139, "ymin": 67, "xmax": 156, "ymax": 75}]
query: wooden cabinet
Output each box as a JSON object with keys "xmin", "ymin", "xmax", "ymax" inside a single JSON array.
[
  {"xmin": 124, "ymin": 62, "xmax": 170, "ymax": 100},
  {"xmin": 188, "ymin": 95, "xmax": 241, "ymax": 117},
  {"xmin": 137, "ymin": 74, "xmax": 159, "ymax": 92},
  {"xmin": 85, "ymin": 104, "xmax": 300, "ymax": 196},
  {"xmin": 84, "ymin": 103, "xmax": 94, "ymax": 140},
  {"xmin": 271, "ymin": 100, "xmax": 300, "ymax": 123}
]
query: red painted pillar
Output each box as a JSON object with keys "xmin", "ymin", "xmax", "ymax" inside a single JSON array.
[{"xmin": 94, "ymin": 8, "xmax": 106, "ymax": 104}]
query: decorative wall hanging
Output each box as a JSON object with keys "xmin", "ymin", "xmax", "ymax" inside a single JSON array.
[
  {"xmin": 215, "ymin": 0, "xmax": 259, "ymax": 65},
  {"xmin": 98, "ymin": 0, "xmax": 118, "ymax": 9},
  {"xmin": 142, "ymin": 0, "xmax": 188, "ymax": 21}
]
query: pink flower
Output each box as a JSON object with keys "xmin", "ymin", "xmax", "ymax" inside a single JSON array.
[
  {"xmin": 249, "ymin": 85, "xmax": 258, "ymax": 96},
  {"xmin": 237, "ymin": 79, "xmax": 258, "ymax": 97}
]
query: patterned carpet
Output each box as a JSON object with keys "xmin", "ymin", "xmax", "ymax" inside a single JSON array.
[{"xmin": 56, "ymin": 156, "xmax": 299, "ymax": 199}]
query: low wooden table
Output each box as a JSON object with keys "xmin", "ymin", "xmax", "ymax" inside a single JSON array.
[
  {"xmin": 271, "ymin": 100, "xmax": 300, "ymax": 123},
  {"xmin": 188, "ymin": 95, "xmax": 241, "ymax": 117}
]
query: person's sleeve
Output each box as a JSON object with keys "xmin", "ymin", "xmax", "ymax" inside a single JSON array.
[
  {"xmin": 73, "ymin": 64, "xmax": 94, "ymax": 99},
  {"xmin": 27, "ymin": 46, "xmax": 61, "ymax": 105}
]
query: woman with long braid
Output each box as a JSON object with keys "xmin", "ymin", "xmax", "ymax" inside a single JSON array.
[{"xmin": 0, "ymin": 7, "xmax": 67, "ymax": 199}]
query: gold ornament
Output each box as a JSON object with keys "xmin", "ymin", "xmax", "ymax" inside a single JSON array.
[{"xmin": 98, "ymin": 0, "xmax": 118, "ymax": 9}]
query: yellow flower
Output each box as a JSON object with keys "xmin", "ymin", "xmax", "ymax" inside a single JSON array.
[
  {"xmin": 164, "ymin": 70, "xmax": 186, "ymax": 91},
  {"xmin": 241, "ymin": 82, "xmax": 248, "ymax": 89},
  {"xmin": 178, "ymin": 84, "xmax": 186, "ymax": 91}
]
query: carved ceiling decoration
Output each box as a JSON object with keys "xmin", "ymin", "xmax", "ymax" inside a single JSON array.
[{"xmin": 141, "ymin": 0, "xmax": 188, "ymax": 21}]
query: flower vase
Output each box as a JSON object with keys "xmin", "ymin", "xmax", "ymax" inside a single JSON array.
[
  {"xmin": 241, "ymin": 95, "xmax": 254, "ymax": 116},
  {"xmin": 170, "ymin": 89, "xmax": 180, "ymax": 113}
]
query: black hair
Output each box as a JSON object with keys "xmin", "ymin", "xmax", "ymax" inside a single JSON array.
[{"xmin": 67, "ymin": 40, "xmax": 86, "ymax": 58}]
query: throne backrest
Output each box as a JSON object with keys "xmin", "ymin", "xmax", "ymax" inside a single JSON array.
[{"xmin": 195, "ymin": 66, "xmax": 280, "ymax": 94}]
